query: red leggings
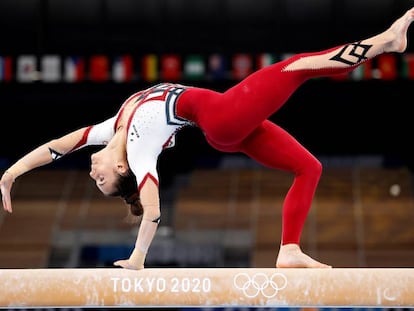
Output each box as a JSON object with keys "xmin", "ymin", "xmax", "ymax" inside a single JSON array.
[{"xmin": 177, "ymin": 45, "xmax": 361, "ymax": 245}]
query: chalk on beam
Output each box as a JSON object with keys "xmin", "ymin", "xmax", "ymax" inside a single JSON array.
[{"xmin": 0, "ymin": 268, "xmax": 413, "ymax": 308}]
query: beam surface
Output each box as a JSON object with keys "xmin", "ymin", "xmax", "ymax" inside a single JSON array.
[{"xmin": 0, "ymin": 268, "xmax": 413, "ymax": 308}]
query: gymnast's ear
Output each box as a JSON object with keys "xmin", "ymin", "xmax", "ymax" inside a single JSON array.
[{"xmin": 116, "ymin": 161, "xmax": 129, "ymax": 175}]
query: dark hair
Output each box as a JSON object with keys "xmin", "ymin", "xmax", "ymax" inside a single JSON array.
[{"xmin": 108, "ymin": 169, "xmax": 143, "ymax": 218}]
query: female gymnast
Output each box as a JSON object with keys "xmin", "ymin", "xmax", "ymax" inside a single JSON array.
[{"xmin": 2, "ymin": 7, "xmax": 414, "ymax": 270}]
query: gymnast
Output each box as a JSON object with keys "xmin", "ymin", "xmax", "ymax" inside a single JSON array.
[{"xmin": 2, "ymin": 7, "xmax": 414, "ymax": 270}]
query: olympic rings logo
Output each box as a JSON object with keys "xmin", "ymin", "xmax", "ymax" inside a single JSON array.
[{"xmin": 233, "ymin": 272, "xmax": 288, "ymax": 298}]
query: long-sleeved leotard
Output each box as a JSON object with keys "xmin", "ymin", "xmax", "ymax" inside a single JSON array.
[{"xmin": 74, "ymin": 41, "xmax": 375, "ymax": 246}]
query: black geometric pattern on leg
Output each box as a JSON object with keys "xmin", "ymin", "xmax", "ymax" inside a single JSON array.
[{"xmin": 330, "ymin": 41, "xmax": 373, "ymax": 65}]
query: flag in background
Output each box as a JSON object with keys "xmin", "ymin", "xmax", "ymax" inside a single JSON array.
[
  {"xmin": 208, "ymin": 53, "xmax": 227, "ymax": 80},
  {"xmin": 0, "ymin": 56, "xmax": 13, "ymax": 82},
  {"xmin": 232, "ymin": 53, "xmax": 253, "ymax": 80},
  {"xmin": 141, "ymin": 54, "xmax": 158, "ymax": 82},
  {"xmin": 376, "ymin": 54, "xmax": 397, "ymax": 80},
  {"xmin": 184, "ymin": 54, "xmax": 205, "ymax": 80},
  {"xmin": 160, "ymin": 54, "xmax": 181, "ymax": 81},
  {"xmin": 41, "ymin": 55, "xmax": 61, "ymax": 83},
  {"xmin": 112, "ymin": 54, "xmax": 133, "ymax": 83},
  {"xmin": 89, "ymin": 55, "xmax": 109, "ymax": 82},
  {"xmin": 256, "ymin": 53, "xmax": 276, "ymax": 69},
  {"xmin": 64, "ymin": 56, "xmax": 85, "ymax": 82},
  {"xmin": 401, "ymin": 53, "xmax": 414, "ymax": 79},
  {"xmin": 17, "ymin": 55, "xmax": 37, "ymax": 83}
]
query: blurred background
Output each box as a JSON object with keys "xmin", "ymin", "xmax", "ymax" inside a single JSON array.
[{"xmin": 0, "ymin": 0, "xmax": 414, "ymax": 299}]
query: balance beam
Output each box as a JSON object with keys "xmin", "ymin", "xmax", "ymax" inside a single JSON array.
[{"xmin": 0, "ymin": 268, "xmax": 413, "ymax": 308}]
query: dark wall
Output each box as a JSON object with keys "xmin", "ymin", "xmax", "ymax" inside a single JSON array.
[
  {"xmin": 1, "ymin": 0, "xmax": 414, "ymax": 172},
  {"xmin": 1, "ymin": 0, "xmax": 413, "ymax": 54}
]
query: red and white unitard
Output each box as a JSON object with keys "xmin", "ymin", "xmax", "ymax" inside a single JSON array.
[{"xmin": 75, "ymin": 43, "xmax": 368, "ymax": 245}]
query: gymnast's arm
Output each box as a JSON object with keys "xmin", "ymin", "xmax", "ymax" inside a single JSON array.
[
  {"xmin": 0, "ymin": 127, "xmax": 91, "ymax": 213},
  {"xmin": 0, "ymin": 115, "xmax": 117, "ymax": 213},
  {"xmin": 114, "ymin": 177, "xmax": 160, "ymax": 270}
]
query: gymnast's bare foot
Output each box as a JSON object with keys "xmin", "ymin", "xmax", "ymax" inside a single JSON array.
[
  {"xmin": 383, "ymin": 7, "xmax": 414, "ymax": 53},
  {"xmin": 276, "ymin": 244, "xmax": 332, "ymax": 268}
]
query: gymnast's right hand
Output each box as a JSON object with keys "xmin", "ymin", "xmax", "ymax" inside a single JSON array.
[
  {"xmin": 113, "ymin": 258, "xmax": 144, "ymax": 270},
  {"xmin": 113, "ymin": 248, "xmax": 146, "ymax": 270},
  {"xmin": 0, "ymin": 171, "xmax": 14, "ymax": 213}
]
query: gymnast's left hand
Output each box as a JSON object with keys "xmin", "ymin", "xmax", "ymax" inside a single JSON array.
[
  {"xmin": 0, "ymin": 171, "xmax": 14, "ymax": 213},
  {"xmin": 113, "ymin": 259, "xmax": 144, "ymax": 270}
]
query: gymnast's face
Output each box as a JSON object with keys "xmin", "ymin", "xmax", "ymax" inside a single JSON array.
[{"xmin": 89, "ymin": 148, "xmax": 120, "ymax": 195}]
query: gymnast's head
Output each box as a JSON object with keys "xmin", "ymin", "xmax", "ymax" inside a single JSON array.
[{"xmin": 89, "ymin": 149, "xmax": 143, "ymax": 217}]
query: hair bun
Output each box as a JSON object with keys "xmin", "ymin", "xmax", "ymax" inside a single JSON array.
[
  {"xmin": 125, "ymin": 192, "xmax": 140, "ymax": 205},
  {"xmin": 124, "ymin": 192, "xmax": 143, "ymax": 217}
]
